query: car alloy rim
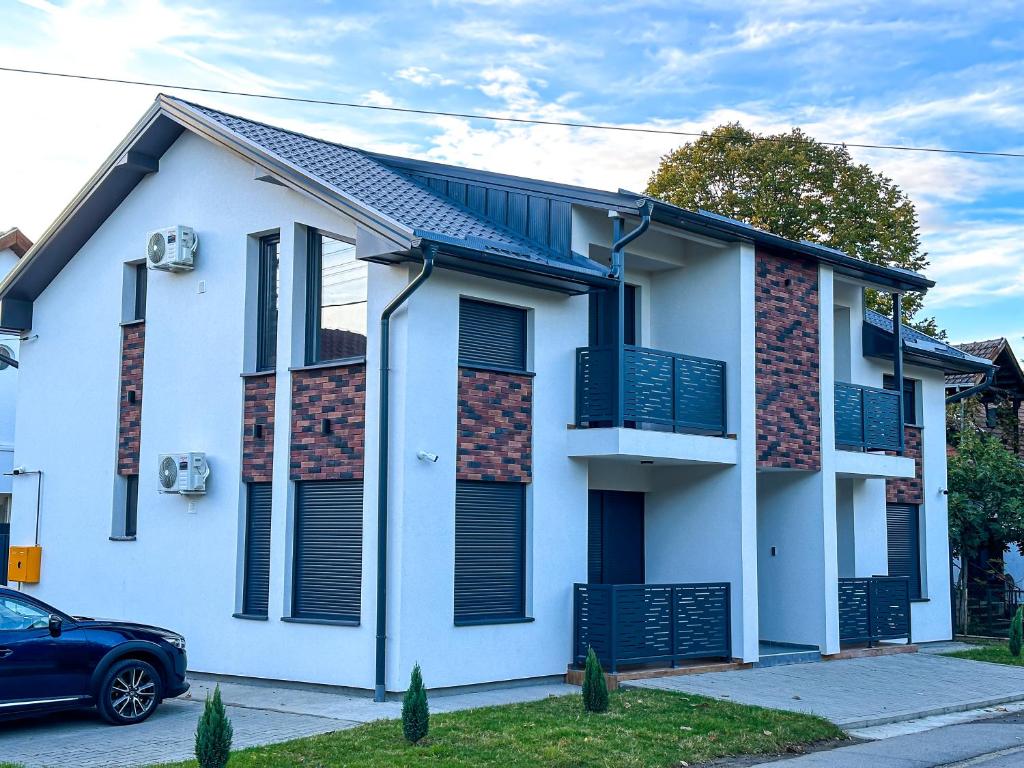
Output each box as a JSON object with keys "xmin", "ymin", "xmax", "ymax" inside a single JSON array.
[{"xmin": 110, "ymin": 666, "xmax": 156, "ymax": 719}]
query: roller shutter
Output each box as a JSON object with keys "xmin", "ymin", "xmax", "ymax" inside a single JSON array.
[
  {"xmin": 886, "ymin": 503, "xmax": 922, "ymax": 600},
  {"xmin": 242, "ymin": 482, "xmax": 272, "ymax": 616},
  {"xmin": 458, "ymin": 298, "xmax": 527, "ymax": 371}
]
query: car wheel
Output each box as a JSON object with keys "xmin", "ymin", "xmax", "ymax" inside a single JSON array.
[{"xmin": 97, "ymin": 658, "xmax": 164, "ymax": 725}]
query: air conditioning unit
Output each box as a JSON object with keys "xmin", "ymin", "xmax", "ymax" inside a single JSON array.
[
  {"xmin": 157, "ymin": 452, "xmax": 210, "ymax": 495},
  {"xmin": 146, "ymin": 226, "xmax": 198, "ymax": 272}
]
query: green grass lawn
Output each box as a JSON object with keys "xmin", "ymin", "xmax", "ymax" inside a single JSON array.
[
  {"xmin": 947, "ymin": 644, "xmax": 1024, "ymax": 666},
  {"xmin": 156, "ymin": 688, "xmax": 843, "ymax": 768}
]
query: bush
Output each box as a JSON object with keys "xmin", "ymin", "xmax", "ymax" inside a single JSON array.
[
  {"xmin": 1010, "ymin": 607, "xmax": 1023, "ymax": 657},
  {"xmin": 402, "ymin": 663, "xmax": 430, "ymax": 743},
  {"xmin": 582, "ymin": 647, "xmax": 609, "ymax": 713},
  {"xmin": 195, "ymin": 685, "xmax": 233, "ymax": 768}
]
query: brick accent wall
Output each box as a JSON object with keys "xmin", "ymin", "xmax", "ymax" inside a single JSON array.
[
  {"xmin": 755, "ymin": 249, "xmax": 821, "ymax": 470},
  {"xmin": 887, "ymin": 425, "xmax": 924, "ymax": 504},
  {"xmin": 117, "ymin": 322, "xmax": 145, "ymax": 475},
  {"xmin": 242, "ymin": 374, "xmax": 276, "ymax": 482},
  {"xmin": 290, "ymin": 364, "xmax": 365, "ymax": 480},
  {"xmin": 456, "ymin": 368, "xmax": 532, "ymax": 482}
]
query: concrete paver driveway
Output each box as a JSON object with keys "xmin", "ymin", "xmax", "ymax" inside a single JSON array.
[{"xmin": 626, "ymin": 652, "xmax": 1024, "ymax": 729}]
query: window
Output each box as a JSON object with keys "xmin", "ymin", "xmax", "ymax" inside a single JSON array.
[
  {"xmin": 887, "ymin": 503, "xmax": 922, "ymax": 600},
  {"xmin": 124, "ymin": 475, "xmax": 139, "ymax": 538},
  {"xmin": 292, "ymin": 480, "xmax": 363, "ymax": 623},
  {"xmin": 133, "ymin": 263, "xmax": 147, "ymax": 321},
  {"xmin": 305, "ymin": 230, "xmax": 367, "ymax": 364},
  {"xmin": 986, "ymin": 403, "xmax": 999, "ymax": 429},
  {"xmin": 455, "ymin": 481, "xmax": 526, "ymax": 624},
  {"xmin": 458, "ymin": 298, "xmax": 528, "ymax": 371},
  {"xmin": 588, "ymin": 284, "xmax": 638, "ymax": 347},
  {"xmin": 883, "ymin": 375, "xmax": 918, "ymax": 426},
  {"xmin": 0, "ymin": 594, "xmax": 50, "ymax": 631},
  {"xmin": 256, "ymin": 235, "xmax": 280, "ymax": 371},
  {"xmin": 241, "ymin": 483, "xmax": 272, "ymax": 617}
]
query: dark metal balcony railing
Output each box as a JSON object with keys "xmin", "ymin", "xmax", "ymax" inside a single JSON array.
[
  {"xmin": 573, "ymin": 582, "xmax": 732, "ymax": 672},
  {"xmin": 834, "ymin": 382, "xmax": 902, "ymax": 452},
  {"xmin": 575, "ymin": 345, "xmax": 727, "ymax": 436},
  {"xmin": 838, "ymin": 576, "xmax": 912, "ymax": 646}
]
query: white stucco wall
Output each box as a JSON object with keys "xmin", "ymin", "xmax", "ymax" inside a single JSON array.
[{"xmin": 0, "ymin": 247, "xmax": 20, "ymax": 492}]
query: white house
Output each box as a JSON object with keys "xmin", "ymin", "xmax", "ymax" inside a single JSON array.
[
  {"xmin": 0, "ymin": 96, "xmax": 993, "ymax": 697},
  {"xmin": 0, "ymin": 227, "xmax": 31, "ymax": 584}
]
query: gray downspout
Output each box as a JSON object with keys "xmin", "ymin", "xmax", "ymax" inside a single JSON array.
[
  {"xmin": 374, "ymin": 243, "xmax": 437, "ymax": 703},
  {"xmin": 892, "ymin": 292, "xmax": 905, "ymax": 455},
  {"xmin": 0, "ymin": 349, "xmax": 16, "ymax": 369},
  {"xmin": 946, "ymin": 369, "xmax": 995, "ymax": 404},
  {"xmin": 608, "ymin": 200, "xmax": 653, "ymax": 427}
]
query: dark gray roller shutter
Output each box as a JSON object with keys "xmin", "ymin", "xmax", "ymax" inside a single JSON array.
[
  {"xmin": 293, "ymin": 480, "xmax": 363, "ymax": 622},
  {"xmin": 242, "ymin": 482, "xmax": 272, "ymax": 616},
  {"xmin": 455, "ymin": 481, "xmax": 526, "ymax": 623},
  {"xmin": 459, "ymin": 298, "xmax": 527, "ymax": 371},
  {"xmin": 0, "ymin": 522, "xmax": 9, "ymax": 586},
  {"xmin": 587, "ymin": 491, "xmax": 603, "ymax": 584},
  {"xmin": 887, "ymin": 503, "xmax": 922, "ymax": 600}
]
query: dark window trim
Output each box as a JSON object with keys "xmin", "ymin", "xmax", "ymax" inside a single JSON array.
[
  {"xmin": 232, "ymin": 613, "xmax": 270, "ymax": 621},
  {"xmin": 119, "ymin": 319, "xmax": 145, "ymax": 328},
  {"xmin": 256, "ymin": 234, "xmax": 280, "ymax": 373},
  {"xmin": 133, "ymin": 263, "xmax": 148, "ymax": 322},
  {"xmin": 304, "ymin": 228, "xmax": 362, "ymax": 367},
  {"xmin": 883, "ymin": 375, "xmax": 919, "ymax": 427},
  {"xmin": 281, "ymin": 616, "xmax": 360, "ymax": 627},
  {"xmin": 457, "ymin": 363, "xmax": 536, "ymax": 377},
  {"xmin": 288, "ymin": 357, "xmax": 367, "ymax": 373},
  {"xmin": 455, "ymin": 616, "xmax": 535, "ymax": 627}
]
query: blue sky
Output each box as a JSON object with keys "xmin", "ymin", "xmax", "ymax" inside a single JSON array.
[{"xmin": 1, "ymin": 0, "xmax": 1022, "ymax": 346}]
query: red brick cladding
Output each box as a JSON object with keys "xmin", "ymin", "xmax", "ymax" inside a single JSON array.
[
  {"xmin": 887, "ymin": 426, "xmax": 923, "ymax": 504},
  {"xmin": 242, "ymin": 374, "xmax": 276, "ymax": 482},
  {"xmin": 117, "ymin": 322, "xmax": 145, "ymax": 475},
  {"xmin": 456, "ymin": 369, "xmax": 532, "ymax": 482},
  {"xmin": 290, "ymin": 364, "xmax": 365, "ymax": 480},
  {"xmin": 755, "ymin": 249, "xmax": 821, "ymax": 470}
]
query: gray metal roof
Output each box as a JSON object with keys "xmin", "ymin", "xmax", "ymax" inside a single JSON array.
[{"xmin": 864, "ymin": 309, "xmax": 993, "ymax": 371}]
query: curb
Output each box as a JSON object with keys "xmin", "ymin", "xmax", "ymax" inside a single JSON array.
[{"xmin": 836, "ymin": 691, "xmax": 1024, "ymax": 729}]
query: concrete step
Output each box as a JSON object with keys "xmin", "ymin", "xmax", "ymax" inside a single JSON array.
[{"xmin": 757, "ymin": 641, "xmax": 822, "ymax": 668}]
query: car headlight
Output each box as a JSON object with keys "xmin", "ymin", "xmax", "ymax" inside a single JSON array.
[{"xmin": 163, "ymin": 634, "xmax": 186, "ymax": 650}]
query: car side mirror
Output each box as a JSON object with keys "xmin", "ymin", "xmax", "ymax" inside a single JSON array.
[{"xmin": 48, "ymin": 614, "xmax": 62, "ymax": 638}]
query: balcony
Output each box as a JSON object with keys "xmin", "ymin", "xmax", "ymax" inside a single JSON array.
[
  {"xmin": 834, "ymin": 382, "xmax": 902, "ymax": 452},
  {"xmin": 838, "ymin": 576, "xmax": 912, "ymax": 647},
  {"xmin": 575, "ymin": 345, "xmax": 727, "ymax": 436},
  {"xmin": 573, "ymin": 582, "xmax": 732, "ymax": 672}
]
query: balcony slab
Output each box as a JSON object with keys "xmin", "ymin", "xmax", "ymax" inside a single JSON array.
[
  {"xmin": 834, "ymin": 448, "xmax": 915, "ymax": 479},
  {"xmin": 566, "ymin": 427, "xmax": 738, "ymax": 465}
]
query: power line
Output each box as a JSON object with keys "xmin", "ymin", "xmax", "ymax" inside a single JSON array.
[{"xmin": 2, "ymin": 65, "xmax": 1023, "ymax": 159}]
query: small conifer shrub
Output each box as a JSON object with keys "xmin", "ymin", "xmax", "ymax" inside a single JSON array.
[
  {"xmin": 195, "ymin": 685, "xmax": 233, "ymax": 768},
  {"xmin": 1010, "ymin": 606, "xmax": 1023, "ymax": 657},
  {"xmin": 402, "ymin": 663, "xmax": 430, "ymax": 743},
  {"xmin": 582, "ymin": 646, "xmax": 609, "ymax": 713}
]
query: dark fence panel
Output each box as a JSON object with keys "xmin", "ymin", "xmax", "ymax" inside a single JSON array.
[
  {"xmin": 573, "ymin": 582, "xmax": 731, "ymax": 672},
  {"xmin": 835, "ymin": 382, "xmax": 901, "ymax": 452},
  {"xmin": 838, "ymin": 576, "xmax": 911, "ymax": 645},
  {"xmin": 576, "ymin": 345, "xmax": 726, "ymax": 436}
]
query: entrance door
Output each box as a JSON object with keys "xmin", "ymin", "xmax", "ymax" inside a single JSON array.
[
  {"xmin": 588, "ymin": 285, "xmax": 638, "ymax": 347},
  {"xmin": 588, "ymin": 490, "xmax": 644, "ymax": 584}
]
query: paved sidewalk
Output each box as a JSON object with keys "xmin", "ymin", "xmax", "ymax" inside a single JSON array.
[
  {"xmin": 0, "ymin": 678, "xmax": 578, "ymax": 767},
  {"xmin": 626, "ymin": 652, "xmax": 1024, "ymax": 729}
]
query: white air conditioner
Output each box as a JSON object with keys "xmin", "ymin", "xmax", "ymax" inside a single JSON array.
[
  {"xmin": 146, "ymin": 226, "xmax": 198, "ymax": 272},
  {"xmin": 157, "ymin": 452, "xmax": 210, "ymax": 495}
]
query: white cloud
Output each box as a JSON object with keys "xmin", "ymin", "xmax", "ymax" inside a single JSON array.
[{"xmin": 394, "ymin": 66, "xmax": 457, "ymax": 87}]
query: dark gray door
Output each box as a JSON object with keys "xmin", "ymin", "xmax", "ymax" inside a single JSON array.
[
  {"xmin": 588, "ymin": 491, "xmax": 645, "ymax": 584},
  {"xmin": 887, "ymin": 503, "xmax": 922, "ymax": 600}
]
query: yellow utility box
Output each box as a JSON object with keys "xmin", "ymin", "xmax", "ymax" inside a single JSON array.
[{"xmin": 8, "ymin": 546, "xmax": 42, "ymax": 583}]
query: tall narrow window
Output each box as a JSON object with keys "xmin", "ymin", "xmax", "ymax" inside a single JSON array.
[
  {"xmin": 458, "ymin": 298, "xmax": 528, "ymax": 371},
  {"xmin": 124, "ymin": 475, "xmax": 139, "ymax": 538},
  {"xmin": 887, "ymin": 503, "xmax": 922, "ymax": 600},
  {"xmin": 242, "ymin": 482, "xmax": 272, "ymax": 617},
  {"xmin": 133, "ymin": 263, "xmax": 147, "ymax": 321},
  {"xmin": 883, "ymin": 375, "xmax": 918, "ymax": 426},
  {"xmin": 455, "ymin": 481, "xmax": 526, "ymax": 624},
  {"xmin": 305, "ymin": 230, "xmax": 367, "ymax": 364},
  {"xmin": 292, "ymin": 480, "xmax": 363, "ymax": 622},
  {"xmin": 256, "ymin": 235, "xmax": 280, "ymax": 371}
]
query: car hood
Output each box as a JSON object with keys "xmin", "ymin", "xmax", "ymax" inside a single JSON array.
[{"xmin": 73, "ymin": 616, "xmax": 181, "ymax": 637}]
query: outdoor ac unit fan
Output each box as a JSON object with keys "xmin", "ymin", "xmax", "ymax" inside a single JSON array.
[
  {"xmin": 157, "ymin": 452, "xmax": 210, "ymax": 495},
  {"xmin": 146, "ymin": 226, "xmax": 198, "ymax": 272}
]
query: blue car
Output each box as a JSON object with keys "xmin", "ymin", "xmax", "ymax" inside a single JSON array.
[{"xmin": 0, "ymin": 586, "xmax": 188, "ymax": 724}]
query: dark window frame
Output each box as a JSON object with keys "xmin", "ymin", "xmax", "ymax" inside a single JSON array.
[
  {"xmin": 256, "ymin": 234, "xmax": 280, "ymax": 372},
  {"xmin": 884, "ymin": 375, "xmax": 918, "ymax": 426},
  {"xmin": 241, "ymin": 482, "xmax": 272, "ymax": 617},
  {"xmin": 454, "ymin": 480, "xmax": 528, "ymax": 625},
  {"xmin": 133, "ymin": 263, "xmax": 147, "ymax": 322},
  {"xmin": 458, "ymin": 298, "xmax": 529, "ymax": 373},
  {"xmin": 124, "ymin": 474, "xmax": 139, "ymax": 538},
  {"xmin": 304, "ymin": 229, "xmax": 365, "ymax": 366}
]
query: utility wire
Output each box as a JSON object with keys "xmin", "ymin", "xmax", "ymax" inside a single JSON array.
[{"xmin": 2, "ymin": 65, "xmax": 1023, "ymax": 159}]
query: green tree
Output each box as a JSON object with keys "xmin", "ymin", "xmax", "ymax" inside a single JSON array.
[
  {"xmin": 948, "ymin": 429, "xmax": 1024, "ymax": 631},
  {"xmin": 582, "ymin": 647, "xmax": 609, "ymax": 713},
  {"xmin": 646, "ymin": 123, "xmax": 940, "ymax": 336},
  {"xmin": 195, "ymin": 685, "xmax": 233, "ymax": 768},
  {"xmin": 402, "ymin": 663, "xmax": 430, "ymax": 744}
]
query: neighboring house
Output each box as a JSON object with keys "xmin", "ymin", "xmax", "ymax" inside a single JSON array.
[
  {"xmin": 0, "ymin": 227, "xmax": 32, "ymax": 585},
  {"xmin": 0, "ymin": 96, "xmax": 994, "ymax": 695}
]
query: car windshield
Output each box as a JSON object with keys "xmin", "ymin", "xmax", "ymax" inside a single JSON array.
[{"xmin": 0, "ymin": 596, "xmax": 50, "ymax": 630}]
